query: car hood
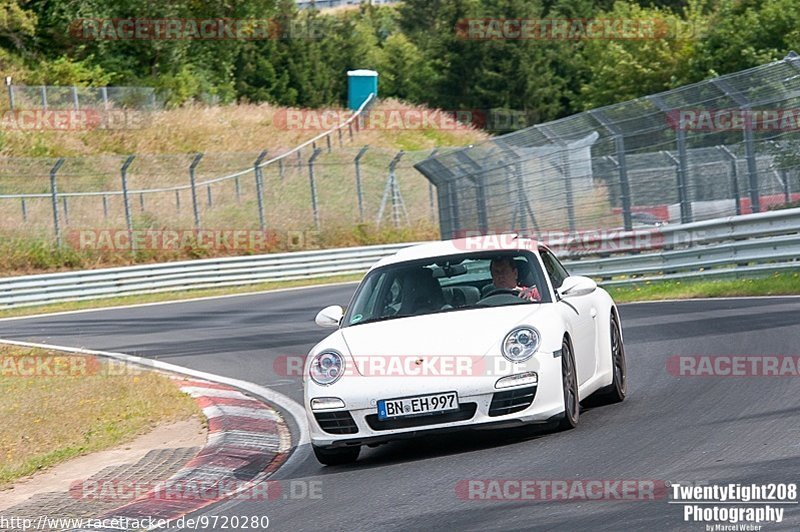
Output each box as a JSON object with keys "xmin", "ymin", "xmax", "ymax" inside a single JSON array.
[{"xmin": 340, "ymin": 304, "xmax": 546, "ymax": 365}]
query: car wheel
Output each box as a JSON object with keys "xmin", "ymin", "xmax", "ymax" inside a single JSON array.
[
  {"xmin": 312, "ymin": 444, "xmax": 360, "ymax": 466},
  {"xmin": 595, "ymin": 312, "xmax": 627, "ymax": 404},
  {"xmin": 557, "ymin": 336, "xmax": 580, "ymax": 430}
]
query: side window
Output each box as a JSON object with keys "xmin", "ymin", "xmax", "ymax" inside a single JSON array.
[{"xmin": 539, "ymin": 248, "xmax": 569, "ymax": 289}]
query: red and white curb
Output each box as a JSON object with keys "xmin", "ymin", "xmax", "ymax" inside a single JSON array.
[
  {"xmin": 0, "ymin": 338, "xmax": 307, "ymax": 527},
  {"xmin": 98, "ymin": 378, "xmax": 292, "ymax": 521}
]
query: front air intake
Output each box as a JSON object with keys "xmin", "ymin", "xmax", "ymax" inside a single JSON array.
[
  {"xmin": 488, "ymin": 386, "xmax": 537, "ymax": 417},
  {"xmin": 314, "ymin": 411, "xmax": 358, "ymax": 434}
]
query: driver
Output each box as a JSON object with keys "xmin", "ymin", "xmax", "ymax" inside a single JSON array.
[{"xmin": 489, "ymin": 257, "xmax": 541, "ymax": 302}]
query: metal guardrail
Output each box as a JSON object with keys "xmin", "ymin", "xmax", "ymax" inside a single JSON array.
[
  {"xmin": 562, "ymin": 208, "xmax": 800, "ymax": 284},
  {"xmin": 0, "ymin": 209, "xmax": 798, "ymax": 309},
  {"xmin": 0, "ymin": 242, "xmax": 413, "ymax": 308}
]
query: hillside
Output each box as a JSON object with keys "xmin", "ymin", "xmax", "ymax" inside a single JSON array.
[
  {"xmin": 0, "ymin": 99, "xmax": 487, "ymax": 158},
  {"xmin": 0, "ymin": 98, "xmax": 487, "ymax": 275}
]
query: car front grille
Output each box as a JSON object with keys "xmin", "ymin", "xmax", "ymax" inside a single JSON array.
[
  {"xmin": 314, "ymin": 411, "xmax": 359, "ymax": 434},
  {"xmin": 365, "ymin": 403, "xmax": 477, "ymax": 431},
  {"xmin": 488, "ymin": 386, "xmax": 537, "ymax": 417}
]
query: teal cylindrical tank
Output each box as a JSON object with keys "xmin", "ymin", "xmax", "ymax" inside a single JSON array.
[{"xmin": 347, "ymin": 70, "xmax": 378, "ymax": 111}]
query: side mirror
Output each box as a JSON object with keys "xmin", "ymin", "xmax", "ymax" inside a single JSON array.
[
  {"xmin": 558, "ymin": 276, "xmax": 597, "ymax": 299},
  {"xmin": 315, "ymin": 305, "xmax": 344, "ymax": 328}
]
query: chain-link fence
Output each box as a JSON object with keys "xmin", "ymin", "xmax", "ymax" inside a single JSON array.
[
  {"xmin": 415, "ymin": 53, "xmax": 800, "ymax": 238},
  {"xmin": 0, "ymin": 145, "xmax": 437, "ymax": 242},
  {"xmin": 1, "ymin": 94, "xmax": 430, "ymax": 246},
  {"xmin": 5, "ymin": 85, "xmax": 160, "ymax": 111}
]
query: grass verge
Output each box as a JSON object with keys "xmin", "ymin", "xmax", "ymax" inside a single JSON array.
[
  {"xmin": 0, "ymin": 224, "xmax": 436, "ymax": 277},
  {"xmin": 606, "ymin": 271, "xmax": 800, "ymax": 303},
  {"xmin": 0, "ymin": 273, "xmax": 364, "ymax": 319},
  {"xmin": 0, "ymin": 345, "xmax": 200, "ymax": 487}
]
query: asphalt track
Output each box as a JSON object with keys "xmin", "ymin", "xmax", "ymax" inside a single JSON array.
[{"xmin": 1, "ymin": 288, "xmax": 799, "ymax": 531}]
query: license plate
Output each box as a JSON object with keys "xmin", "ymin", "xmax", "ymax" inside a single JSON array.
[{"xmin": 377, "ymin": 391, "xmax": 459, "ymax": 420}]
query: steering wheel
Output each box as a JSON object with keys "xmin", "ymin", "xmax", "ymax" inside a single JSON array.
[{"xmin": 481, "ymin": 288, "xmax": 520, "ymax": 298}]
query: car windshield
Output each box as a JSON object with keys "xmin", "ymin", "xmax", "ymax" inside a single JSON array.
[{"xmin": 342, "ymin": 251, "xmax": 551, "ymax": 327}]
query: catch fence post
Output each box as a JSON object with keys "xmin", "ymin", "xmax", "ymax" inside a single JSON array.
[
  {"xmin": 189, "ymin": 153, "xmax": 204, "ymax": 229},
  {"xmin": 120, "ymin": 155, "xmax": 136, "ymax": 250},
  {"xmin": 49, "ymin": 158, "xmax": 65, "ymax": 246}
]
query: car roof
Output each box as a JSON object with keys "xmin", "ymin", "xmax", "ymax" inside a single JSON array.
[{"xmin": 371, "ymin": 233, "xmax": 545, "ymax": 270}]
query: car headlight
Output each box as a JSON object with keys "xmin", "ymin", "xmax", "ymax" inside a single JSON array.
[
  {"xmin": 309, "ymin": 350, "xmax": 345, "ymax": 385},
  {"xmin": 502, "ymin": 327, "xmax": 540, "ymax": 362}
]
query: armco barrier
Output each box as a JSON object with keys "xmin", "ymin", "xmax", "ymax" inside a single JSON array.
[
  {"xmin": 1, "ymin": 208, "xmax": 799, "ymax": 309},
  {"xmin": 0, "ymin": 243, "xmax": 414, "ymax": 309}
]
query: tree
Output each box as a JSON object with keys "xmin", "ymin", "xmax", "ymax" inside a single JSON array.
[
  {"xmin": 375, "ymin": 33, "xmax": 432, "ymax": 101},
  {"xmin": 578, "ymin": 1, "xmax": 703, "ymax": 109},
  {"xmin": 691, "ymin": 0, "xmax": 800, "ymax": 79},
  {"xmin": 0, "ymin": 0, "xmax": 36, "ymax": 50}
]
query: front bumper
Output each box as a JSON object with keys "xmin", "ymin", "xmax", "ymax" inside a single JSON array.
[{"xmin": 306, "ymin": 351, "xmax": 564, "ymax": 448}]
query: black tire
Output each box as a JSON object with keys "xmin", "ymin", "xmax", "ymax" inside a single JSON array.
[
  {"xmin": 557, "ymin": 336, "xmax": 580, "ymax": 430},
  {"xmin": 595, "ymin": 312, "xmax": 627, "ymax": 404},
  {"xmin": 312, "ymin": 444, "xmax": 360, "ymax": 466}
]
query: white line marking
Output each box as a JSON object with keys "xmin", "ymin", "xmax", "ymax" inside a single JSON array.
[
  {"xmin": 0, "ymin": 338, "xmax": 309, "ymax": 452},
  {"xmin": 202, "ymin": 405, "xmax": 282, "ymax": 421},
  {"xmin": 180, "ymin": 387, "xmax": 252, "ymax": 400},
  {"xmin": 619, "ymin": 294, "xmax": 800, "ymax": 306}
]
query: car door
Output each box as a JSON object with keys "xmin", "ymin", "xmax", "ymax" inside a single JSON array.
[{"xmin": 539, "ymin": 247, "xmax": 597, "ymax": 386}]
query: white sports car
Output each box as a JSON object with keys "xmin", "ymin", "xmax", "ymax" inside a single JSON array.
[{"xmin": 304, "ymin": 235, "xmax": 627, "ymax": 465}]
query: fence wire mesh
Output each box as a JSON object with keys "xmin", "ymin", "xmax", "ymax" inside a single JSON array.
[
  {"xmin": 0, "ymin": 146, "xmax": 438, "ymax": 241},
  {"xmin": 6, "ymin": 85, "xmax": 160, "ymax": 111},
  {"xmin": 415, "ymin": 53, "xmax": 800, "ymax": 238},
  {"xmin": 1, "ymin": 93, "xmax": 424, "ymax": 246}
]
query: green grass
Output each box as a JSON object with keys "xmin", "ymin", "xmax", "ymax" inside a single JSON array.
[
  {"xmin": 0, "ymin": 224, "xmax": 437, "ymax": 277},
  {"xmin": 606, "ymin": 271, "xmax": 800, "ymax": 303},
  {"xmin": 0, "ymin": 345, "xmax": 200, "ymax": 486}
]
